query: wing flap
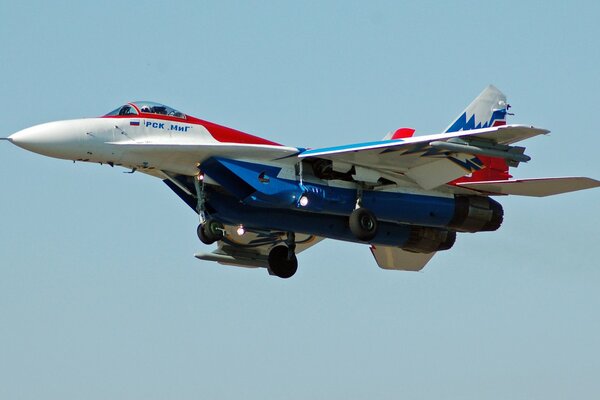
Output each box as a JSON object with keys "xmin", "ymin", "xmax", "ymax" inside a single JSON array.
[
  {"xmin": 370, "ymin": 246, "xmax": 436, "ymax": 271},
  {"xmin": 405, "ymin": 155, "xmax": 483, "ymax": 190},
  {"xmin": 457, "ymin": 177, "xmax": 600, "ymax": 197}
]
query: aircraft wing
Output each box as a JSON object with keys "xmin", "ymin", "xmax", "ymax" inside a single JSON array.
[
  {"xmin": 370, "ymin": 245, "xmax": 436, "ymax": 271},
  {"xmin": 456, "ymin": 177, "xmax": 600, "ymax": 197},
  {"xmin": 107, "ymin": 141, "xmax": 300, "ymax": 176},
  {"xmin": 195, "ymin": 225, "xmax": 323, "ymax": 269},
  {"xmin": 299, "ymin": 124, "xmax": 548, "ymax": 190}
]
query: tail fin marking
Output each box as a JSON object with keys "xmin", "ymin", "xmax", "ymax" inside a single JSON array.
[
  {"xmin": 445, "ymin": 85, "xmax": 509, "ymax": 133},
  {"xmin": 447, "ymin": 85, "xmax": 512, "ymax": 182}
]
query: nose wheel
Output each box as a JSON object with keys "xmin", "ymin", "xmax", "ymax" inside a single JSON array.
[{"xmin": 197, "ymin": 219, "xmax": 225, "ymax": 245}]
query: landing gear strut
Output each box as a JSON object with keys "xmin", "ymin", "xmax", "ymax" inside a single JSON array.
[
  {"xmin": 268, "ymin": 232, "xmax": 298, "ymax": 279},
  {"xmin": 193, "ymin": 170, "xmax": 225, "ymax": 245},
  {"xmin": 193, "ymin": 171, "xmax": 207, "ymax": 223}
]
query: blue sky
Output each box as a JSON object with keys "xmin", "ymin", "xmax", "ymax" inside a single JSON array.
[{"xmin": 1, "ymin": 1, "xmax": 599, "ymax": 399}]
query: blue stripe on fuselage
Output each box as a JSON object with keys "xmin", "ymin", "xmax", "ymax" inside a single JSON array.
[{"xmin": 299, "ymin": 139, "xmax": 403, "ymax": 157}]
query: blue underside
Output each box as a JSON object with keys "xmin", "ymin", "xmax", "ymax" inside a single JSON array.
[
  {"xmin": 201, "ymin": 157, "xmax": 457, "ymax": 228},
  {"xmin": 207, "ymin": 188, "xmax": 417, "ymax": 247}
]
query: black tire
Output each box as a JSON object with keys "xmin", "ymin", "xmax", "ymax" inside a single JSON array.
[
  {"xmin": 197, "ymin": 224, "xmax": 215, "ymax": 245},
  {"xmin": 268, "ymin": 245, "xmax": 298, "ymax": 279},
  {"xmin": 349, "ymin": 207, "xmax": 378, "ymax": 241},
  {"xmin": 198, "ymin": 219, "xmax": 224, "ymax": 244}
]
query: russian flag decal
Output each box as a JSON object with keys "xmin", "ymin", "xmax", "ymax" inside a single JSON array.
[{"xmin": 130, "ymin": 121, "xmax": 140, "ymax": 126}]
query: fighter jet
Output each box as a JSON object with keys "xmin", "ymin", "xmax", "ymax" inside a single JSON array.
[{"xmin": 4, "ymin": 86, "xmax": 599, "ymax": 278}]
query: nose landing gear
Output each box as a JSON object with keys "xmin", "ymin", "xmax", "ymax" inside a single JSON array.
[
  {"xmin": 193, "ymin": 169, "xmax": 225, "ymax": 245},
  {"xmin": 197, "ymin": 219, "xmax": 225, "ymax": 245}
]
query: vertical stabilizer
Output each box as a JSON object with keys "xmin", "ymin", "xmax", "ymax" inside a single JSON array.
[
  {"xmin": 447, "ymin": 86, "xmax": 512, "ymax": 182},
  {"xmin": 445, "ymin": 85, "xmax": 509, "ymax": 133}
]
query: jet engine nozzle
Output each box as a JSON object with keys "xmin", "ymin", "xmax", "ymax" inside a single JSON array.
[{"xmin": 449, "ymin": 196, "xmax": 504, "ymax": 232}]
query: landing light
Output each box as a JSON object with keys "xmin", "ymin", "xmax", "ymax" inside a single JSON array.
[
  {"xmin": 197, "ymin": 172, "xmax": 205, "ymax": 181},
  {"xmin": 299, "ymin": 195, "xmax": 309, "ymax": 207},
  {"xmin": 236, "ymin": 225, "xmax": 245, "ymax": 236}
]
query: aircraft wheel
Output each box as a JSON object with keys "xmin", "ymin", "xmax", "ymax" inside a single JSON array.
[
  {"xmin": 268, "ymin": 245, "xmax": 298, "ymax": 279},
  {"xmin": 349, "ymin": 207, "xmax": 378, "ymax": 241},
  {"xmin": 197, "ymin": 224, "xmax": 213, "ymax": 244},
  {"xmin": 197, "ymin": 220, "xmax": 224, "ymax": 244}
]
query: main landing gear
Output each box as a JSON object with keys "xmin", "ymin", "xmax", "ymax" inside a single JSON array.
[
  {"xmin": 268, "ymin": 232, "xmax": 298, "ymax": 279},
  {"xmin": 348, "ymin": 186, "xmax": 378, "ymax": 242},
  {"xmin": 349, "ymin": 207, "xmax": 378, "ymax": 241},
  {"xmin": 268, "ymin": 246, "xmax": 298, "ymax": 279}
]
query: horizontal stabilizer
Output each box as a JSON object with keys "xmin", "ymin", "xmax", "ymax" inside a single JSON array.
[
  {"xmin": 457, "ymin": 177, "xmax": 600, "ymax": 197},
  {"xmin": 370, "ymin": 246, "xmax": 435, "ymax": 271}
]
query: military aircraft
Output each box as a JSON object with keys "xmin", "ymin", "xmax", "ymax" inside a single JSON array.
[{"xmin": 4, "ymin": 86, "xmax": 599, "ymax": 278}]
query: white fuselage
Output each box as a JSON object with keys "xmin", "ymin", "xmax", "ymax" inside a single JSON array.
[
  {"xmin": 8, "ymin": 115, "xmax": 454, "ymax": 198},
  {"xmin": 9, "ymin": 117, "xmax": 221, "ymax": 173}
]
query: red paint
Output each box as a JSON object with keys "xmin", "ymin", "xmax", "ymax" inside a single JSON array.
[
  {"xmin": 452, "ymin": 155, "xmax": 511, "ymax": 185},
  {"xmin": 103, "ymin": 103, "xmax": 281, "ymax": 146},
  {"xmin": 391, "ymin": 128, "xmax": 415, "ymax": 139},
  {"xmin": 450, "ymin": 120, "xmax": 511, "ymax": 185},
  {"xmin": 187, "ymin": 115, "xmax": 281, "ymax": 146}
]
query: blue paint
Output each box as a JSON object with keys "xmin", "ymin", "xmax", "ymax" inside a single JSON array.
[
  {"xmin": 201, "ymin": 157, "xmax": 256, "ymax": 199},
  {"xmin": 445, "ymin": 109, "xmax": 507, "ymax": 133},
  {"xmin": 360, "ymin": 190, "xmax": 455, "ymax": 227},
  {"xmin": 447, "ymin": 155, "xmax": 484, "ymax": 171},
  {"xmin": 201, "ymin": 157, "xmax": 456, "ymax": 228},
  {"xmin": 207, "ymin": 189, "xmax": 416, "ymax": 247},
  {"xmin": 210, "ymin": 158, "xmax": 303, "ymax": 207},
  {"xmin": 300, "ymin": 139, "xmax": 402, "ymax": 157}
]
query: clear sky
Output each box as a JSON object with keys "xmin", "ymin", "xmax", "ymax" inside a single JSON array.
[{"xmin": 1, "ymin": 1, "xmax": 599, "ymax": 399}]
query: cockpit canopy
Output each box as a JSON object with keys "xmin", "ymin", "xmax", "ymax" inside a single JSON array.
[{"xmin": 105, "ymin": 101, "xmax": 186, "ymax": 119}]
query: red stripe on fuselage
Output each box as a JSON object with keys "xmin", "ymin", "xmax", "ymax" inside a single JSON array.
[
  {"xmin": 186, "ymin": 115, "xmax": 281, "ymax": 146},
  {"xmin": 103, "ymin": 113, "xmax": 281, "ymax": 146}
]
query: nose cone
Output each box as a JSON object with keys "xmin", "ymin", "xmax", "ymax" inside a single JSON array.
[{"xmin": 9, "ymin": 120, "xmax": 84, "ymax": 159}]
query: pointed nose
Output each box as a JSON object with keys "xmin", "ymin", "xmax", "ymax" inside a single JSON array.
[{"xmin": 9, "ymin": 120, "xmax": 84, "ymax": 159}]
